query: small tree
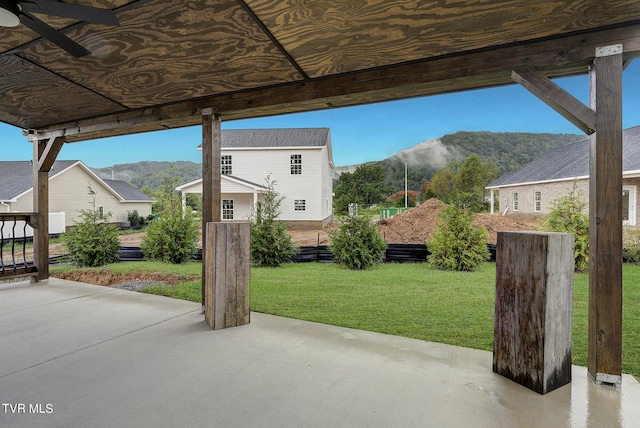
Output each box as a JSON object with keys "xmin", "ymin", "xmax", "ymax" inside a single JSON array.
[
  {"xmin": 428, "ymin": 204, "xmax": 489, "ymax": 271},
  {"xmin": 388, "ymin": 190, "xmax": 417, "ymax": 208},
  {"xmin": 330, "ymin": 214, "xmax": 387, "ymax": 270},
  {"xmin": 64, "ymin": 186, "xmax": 121, "ymax": 267},
  {"xmin": 333, "ymin": 164, "xmax": 390, "ymax": 215},
  {"xmin": 250, "ymin": 176, "xmax": 297, "ymax": 267},
  {"xmin": 127, "ymin": 210, "xmax": 141, "ymax": 226},
  {"xmin": 141, "ymin": 172, "xmax": 199, "ymax": 264},
  {"xmin": 419, "ymin": 181, "xmax": 435, "ymax": 202},
  {"xmin": 544, "ymin": 181, "xmax": 589, "ymax": 272}
]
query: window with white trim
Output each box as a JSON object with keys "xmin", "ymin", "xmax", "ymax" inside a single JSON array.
[
  {"xmin": 534, "ymin": 191, "xmax": 541, "ymax": 212},
  {"xmin": 294, "ymin": 199, "xmax": 306, "ymax": 211},
  {"xmin": 222, "ymin": 199, "xmax": 234, "ymax": 220},
  {"xmin": 221, "ymin": 155, "xmax": 232, "ymax": 175},
  {"xmin": 290, "ymin": 154, "xmax": 302, "ymax": 175},
  {"xmin": 513, "ymin": 193, "xmax": 519, "ymax": 211}
]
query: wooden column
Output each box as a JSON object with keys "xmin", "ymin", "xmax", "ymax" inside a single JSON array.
[
  {"xmin": 512, "ymin": 46, "xmax": 624, "ymax": 386},
  {"xmin": 32, "ymin": 136, "xmax": 64, "ymax": 282},
  {"xmin": 201, "ymin": 110, "xmax": 222, "ymax": 308},
  {"xmin": 493, "ymin": 231, "xmax": 574, "ymax": 394},
  {"xmin": 588, "ymin": 45, "xmax": 623, "ymax": 385},
  {"xmin": 204, "ymin": 222, "xmax": 250, "ymax": 329}
]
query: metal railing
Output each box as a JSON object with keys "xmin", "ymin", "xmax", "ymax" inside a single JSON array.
[{"xmin": 0, "ymin": 213, "xmax": 38, "ymax": 279}]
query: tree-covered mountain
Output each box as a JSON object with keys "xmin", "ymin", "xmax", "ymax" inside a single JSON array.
[
  {"xmin": 91, "ymin": 131, "xmax": 583, "ymax": 195},
  {"xmin": 336, "ymin": 131, "xmax": 583, "ymax": 193},
  {"xmin": 92, "ymin": 161, "xmax": 201, "ymax": 191}
]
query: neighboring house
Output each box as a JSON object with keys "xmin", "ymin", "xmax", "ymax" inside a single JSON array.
[
  {"xmin": 486, "ymin": 126, "xmax": 640, "ymax": 226},
  {"xmin": 177, "ymin": 128, "xmax": 334, "ymax": 229},
  {"xmin": 0, "ymin": 160, "xmax": 154, "ymax": 228}
]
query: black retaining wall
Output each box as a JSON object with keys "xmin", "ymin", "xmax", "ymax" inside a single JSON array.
[{"xmin": 95, "ymin": 244, "xmax": 498, "ymax": 264}]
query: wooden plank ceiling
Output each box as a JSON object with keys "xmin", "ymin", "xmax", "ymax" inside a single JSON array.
[{"xmin": 1, "ymin": 0, "xmax": 640, "ymax": 141}]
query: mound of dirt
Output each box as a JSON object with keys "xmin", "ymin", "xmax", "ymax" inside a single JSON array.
[{"xmin": 377, "ymin": 198, "xmax": 541, "ymax": 244}]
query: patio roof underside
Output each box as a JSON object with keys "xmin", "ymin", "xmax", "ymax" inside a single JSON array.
[{"xmin": 1, "ymin": 0, "xmax": 640, "ymax": 142}]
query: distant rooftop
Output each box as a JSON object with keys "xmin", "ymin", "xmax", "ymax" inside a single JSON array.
[
  {"xmin": 197, "ymin": 128, "xmax": 330, "ymax": 149},
  {"xmin": 488, "ymin": 125, "xmax": 640, "ymax": 188}
]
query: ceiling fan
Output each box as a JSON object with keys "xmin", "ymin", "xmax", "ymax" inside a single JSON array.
[{"xmin": 0, "ymin": 0, "xmax": 119, "ymax": 57}]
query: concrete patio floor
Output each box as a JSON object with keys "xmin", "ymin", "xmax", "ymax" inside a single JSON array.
[{"xmin": 1, "ymin": 278, "xmax": 639, "ymax": 428}]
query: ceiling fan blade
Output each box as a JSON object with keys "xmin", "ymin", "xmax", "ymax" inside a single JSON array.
[
  {"xmin": 19, "ymin": 12, "xmax": 90, "ymax": 57},
  {"xmin": 19, "ymin": 0, "xmax": 119, "ymax": 26}
]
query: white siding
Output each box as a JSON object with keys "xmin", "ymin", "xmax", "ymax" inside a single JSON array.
[
  {"xmin": 9, "ymin": 164, "xmax": 152, "ymax": 226},
  {"xmin": 224, "ymin": 193, "xmax": 260, "ymax": 221},
  {"xmin": 223, "ymin": 147, "xmax": 328, "ymax": 222},
  {"xmin": 495, "ymin": 177, "xmax": 640, "ymax": 226}
]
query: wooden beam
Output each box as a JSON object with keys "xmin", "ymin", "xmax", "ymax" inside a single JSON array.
[
  {"xmin": 36, "ymin": 137, "xmax": 65, "ymax": 172},
  {"xmin": 201, "ymin": 111, "xmax": 222, "ymax": 308},
  {"xmin": 31, "ymin": 25, "xmax": 640, "ymax": 142},
  {"xmin": 30, "ymin": 136, "xmax": 64, "ymax": 282},
  {"xmin": 588, "ymin": 44, "xmax": 623, "ymax": 386},
  {"xmin": 512, "ymin": 66, "xmax": 596, "ymax": 134}
]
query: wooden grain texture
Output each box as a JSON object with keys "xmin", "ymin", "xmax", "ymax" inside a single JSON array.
[
  {"xmin": 204, "ymin": 222, "xmax": 250, "ymax": 329},
  {"xmin": 588, "ymin": 51, "xmax": 623, "ymax": 383},
  {"xmin": 247, "ymin": 0, "xmax": 640, "ymax": 77},
  {"xmin": 30, "ymin": 24, "xmax": 640, "ymax": 140},
  {"xmin": 0, "ymin": 55, "xmax": 123, "ymax": 128},
  {"xmin": 2, "ymin": 1, "xmax": 640, "ymax": 132},
  {"xmin": 19, "ymin": 0, "xmax": 300, "ymax": 109},
  {"xmin": 201, "ymin": 113, "xmax": 221, "ymax": 307},
  {"xmin": 494, "ymin": 231, "xmax": 573, "ymax": 394},
  {"xmin": 32, "ymin": 139, "xmax": 54, "ymax": 281}
]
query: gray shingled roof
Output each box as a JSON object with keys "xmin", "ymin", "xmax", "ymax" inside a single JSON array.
[
  {"xmin": 0, "ymin": 160, "xmax": 78, "ymax": 201},
  {"xmin": 0, "ymin": 160, "xmax": 152, "ymax": 202},
  {"xmin": 197, "ymin": 128, "xmax": 330, "ymax": 149},
  {"xmin": 488, "ymin": 126, "xmax": 640, "ymax": 188},
  {"xmin": 104, "ymin": 179, "xmax": 154, "ymax": 202},
  {"xmin": 224, "ymin": 175, "xmax": 268, "ymax": 189}
]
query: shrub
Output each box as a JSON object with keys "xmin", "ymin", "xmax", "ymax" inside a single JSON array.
[
  {"xmin": 330, "ymin": 214, "xmax": 387, "ymax": 270},
  {"xmin": 64, "ymin": 186, "xmax": 120, "ymax": 267},
  {"xmin": 141, "ymin": 172, "xmax": 199, "ymax": 264},
  {"xmin": 141, "ymin": 212, "xmax": 199, "ymax": 264},
  {"xmin": 544, "ymin": 181, "xmax": 589, "ymax": 271},
  {"xmin": 128, "ymin": 210, "xmax": 140, "ymax": 226},
  {"xmin": 250, "ymin": 176, "xmax": 297, "ymax": 267},
  {"xmin": 388, "ymin": 190, "xmax": 417, "ymax": 208},
  {"xmin": 428, "ymin": 204, "xmax": 489, "ymax": 272},
  {"xmin": 623, "ymin": 225, "xmax": 640, "ymax": 263}
]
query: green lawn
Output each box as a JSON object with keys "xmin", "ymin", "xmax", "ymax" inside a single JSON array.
[
  {"xmin": 53, "ymin": 261, "xmax": 640, "ymax": 378},
  {"xmin": 249, "ymin": 263, "xmax": 639, "ymax": 377}
]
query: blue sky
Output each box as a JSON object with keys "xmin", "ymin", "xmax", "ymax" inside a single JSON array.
[{"xmin": 1, "ymin": 61, "xmax": 639, "ymax": 168}]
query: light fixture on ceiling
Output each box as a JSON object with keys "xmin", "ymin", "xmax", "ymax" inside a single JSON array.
[{"xmin": 0, "ymin": 0, "xmax": 20, "ymax": 27}]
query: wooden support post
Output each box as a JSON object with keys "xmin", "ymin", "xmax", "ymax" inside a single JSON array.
[
  {"xmin": 588, "ymin": 45, "xmax": 623, "ymax": 386},
  {"xmin": 493, "ymin": 231, "xmax": 574, "ymax": 394},
  {"xmin": 204, "ymin": 222, "xmax": 251, "ymax": 329},
  {"xmin": 511, "ymin": 67, "xmax": 596, "ymax": 135},
  {"xmin": 512, "ymin": 48, "xmax": 624, "ymax": 386},
  {"xmin": 201, "ymin": 110, "xmax": 222, "ymax": 309},
  {"xmin": 32, "ymin": 136, "xmax": 64, "ymax": 282}
]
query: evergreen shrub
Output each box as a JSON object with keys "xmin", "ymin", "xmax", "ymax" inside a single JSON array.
[
  {"xmin": 330, "ymin": 214, "xmax": 387, "ymax": 270},
  {"xmin": 250, "ymin": 177, "xmax": 297, "ymax": 267},
  {"xmin": 544, "ymin": 182, "xmax": 589, "ymax": 272},
  {"xmin": 428, "ymin": 204, "xmax": 489, "ymax": 272},
  {"xmin": 64, "ymin": 187, "xmax": 120, "ymax": 267}
]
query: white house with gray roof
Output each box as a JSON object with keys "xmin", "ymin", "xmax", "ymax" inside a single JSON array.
[
  {"xmin": 486, "ymin": 126, "xmax": 640, "ymax": 226},
  {"xmin": 177, "ymin": 128, "xmax": 334, "ymax": 229},
  {"xmin": 0, "ymin": 160, "xmax": 154, "ymax": 228}
]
